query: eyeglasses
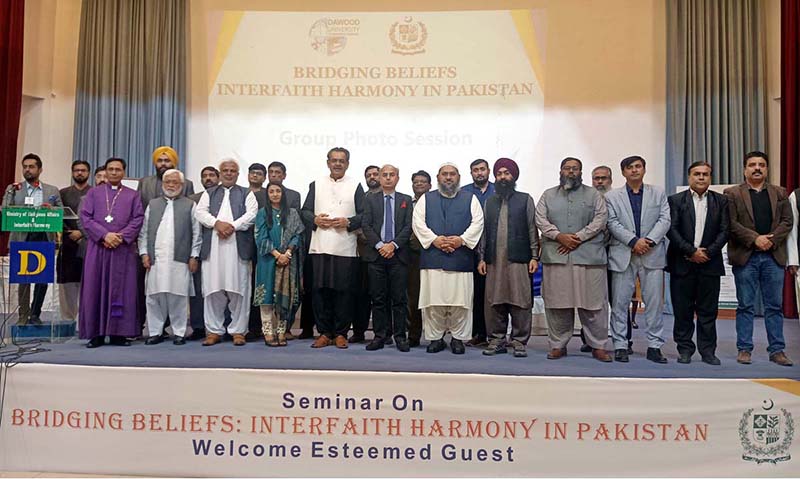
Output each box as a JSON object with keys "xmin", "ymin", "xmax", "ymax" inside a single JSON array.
[{"xmin": 593, "ymin": 176, "xmax": 610, "ymax": 181}]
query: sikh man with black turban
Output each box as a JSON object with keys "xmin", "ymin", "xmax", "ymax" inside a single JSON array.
[{"xmin": 477, "ymin": 158, "xmax": 540, "ymax": 358}]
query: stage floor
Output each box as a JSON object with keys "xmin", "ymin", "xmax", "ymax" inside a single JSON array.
[{"xmin": 5, "ymin": 314, "xmax": 800, "ymax": 380}]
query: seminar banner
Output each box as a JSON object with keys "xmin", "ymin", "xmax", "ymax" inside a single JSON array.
[
  {"xmin": 0, "ymin": 364, "xmax": 797, "ymax": 477},
  {"xmin": 196, "ymin": 10, "xmax": 547, "ymax": 199}
]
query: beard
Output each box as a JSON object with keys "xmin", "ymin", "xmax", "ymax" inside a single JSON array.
[
  {"xmin": 367, "ymin": 179, "xmax": 380, "ymax": 190},
  {"xmin": 162, "ymin": 186, "xmax": 181, "ymax": 198},
  {"xmin": 560, "ymin": 173, "xmax": 582, "ymax": 191},
  {"xmin": 156, "ymin": 165, "xmax": 173, "ymax": 178},
  {"xmin": 594, "ymin": 184, "xmax": 608, "ymax": 194},
  {"xmin": 495, "ymin": 179, "xmax": 516, "ymax": 198},
  {"xmin": 438, "ymin": 180, "xmax": 461, "ymax": 198}
]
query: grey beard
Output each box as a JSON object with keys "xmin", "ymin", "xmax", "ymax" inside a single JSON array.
[
  {"xmin": 594, "ymin": 185, "xmax": 608, "ymax": 194},
  {"xmin": 560, "ymin": 173, "xmax": 582, "ymax": 191},
  {"xmin": 438, "ymin": 181, "xmax": 461, "ymax": 198},
  {"xmin": 162, "ymin": 187, "xmax": 182, "ymax": 199}
]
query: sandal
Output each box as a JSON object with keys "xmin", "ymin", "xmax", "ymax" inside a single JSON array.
[
  {"xmin": 277, "ymin": 333, "xmax": 288, "ymax": 347},
  {"xmin": 264, "ymin": 334, "xmax": 276, "ymax": 347}
]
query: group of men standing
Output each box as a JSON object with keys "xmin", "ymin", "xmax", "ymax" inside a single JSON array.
[{"xmin": 5, "ymin": 148, "xmax": 797, "ymax": 366}]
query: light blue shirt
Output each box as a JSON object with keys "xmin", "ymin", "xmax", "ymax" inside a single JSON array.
[
  {"xmin": 25, "ymin": 181, "xmax": 43, "ymax": 207},
  {"xmin": 376, "ymin": 191, "xmax": 399, "ymax": 250}
]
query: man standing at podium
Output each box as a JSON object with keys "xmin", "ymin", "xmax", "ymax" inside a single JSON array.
[{"xmin": 2, "ymin": 153, "xmax": 63, "ymax": 325}]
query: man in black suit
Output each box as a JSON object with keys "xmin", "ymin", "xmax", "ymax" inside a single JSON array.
[
  {"xmin": 361, "ymin": 165, "xmax": 413, "ymax": 352},
  {"xmin": 267, "ymin": 162, "xmax": 302, "ymax": 209},
  {"xmin": 666, "ymin": 161, "xmax": 729, "ymax": 365}
]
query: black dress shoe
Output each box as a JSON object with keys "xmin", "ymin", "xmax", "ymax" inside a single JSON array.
[
  {"xmin": 145, "ymin": 336, "xmax": 164, "ymax": 345},
  {"xmin": 426, "ymin": 339, "xmax": 446, "ymax": 353},
  {"xmin": 396, "ymin": 338, "xmax": 410, "ymax": 352},
  {"xmin": 646, "ymin": 347, "xmax": 668, "ymax": 364},
  {"xmin": 188, "ymin": 329, "xmax": 206, "ymax": 340},
  {"xmin": 366, "ymin": 340, "xmax": 384, "ymax": 351},
  {"xmin": 173, "ymin": 337, "xmax": 187, "ymax": 346},
  {"xmin": 627, "ymin": 344, "xmax": 634, "ymax": 355},
  {"xmin": 614, "ymin": 349, "xmax": 629, "ymax": 362},
  {"xmin": 677, "ymin": 353, "xmax": 692, "ymax": 364},
  {"xmin": 701, "ymin": 355, "xmax": 721, "ymax": 365},
  {"xmin": 408, "ymin": 338, "xmax": 420, "ymax": 348},
  {"xmin": 86, "ymin": 336, "xmax": 104, "ymax": 348},
  {"xmin": 348, "ymin": 334, "xmax": 365, "ymax": 344},
  {"xmin": 28, "ymin": 316, "xmax": 43, "ymax": 325},
  {"xmin": 383, "ymin": 336, "xmax": 394, "ymax": 346},
  {"xmin": 450, "ymin": 339, "xmax": 465, "ymax": 355},
  {"xmin": 109, "ymin": 336, "xmax": 132, "ymax": 346},
  {"xmin": 579, "ymin": 344, "xmax": 592, "ymax": 353}
]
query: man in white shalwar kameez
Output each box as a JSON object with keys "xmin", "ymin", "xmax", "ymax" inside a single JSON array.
[
  {"xmin": 195, "ymin": 159, "xmax": 258, "ymax": 346},
  {"xmin": 139, "ymin": 170, "xmax": 202, "ymax": 345},
  {"xmin": 412, "ymin": 163, "xmax": 484, "ymax": 354}
]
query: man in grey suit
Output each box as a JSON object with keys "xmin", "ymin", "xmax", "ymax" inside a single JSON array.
[
  {"xmin": 605, "ymin": 155, "xmax": 671, "ymax": 363},
  {"xmin": 2, "ymin": 153, "xmax": 63, "ymax": 325},
  {"xmin": 137, "ymin": 146, "xmax": 195, "ymax": 207}
]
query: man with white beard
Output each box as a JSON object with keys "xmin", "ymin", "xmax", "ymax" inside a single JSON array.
[
  {"xmin": 412, "ymin": 163, "xmax": 484, "ymax": 354},
  {"xmin": 138, "ymin": 169, "xmax": 202, "ymax": 345}
]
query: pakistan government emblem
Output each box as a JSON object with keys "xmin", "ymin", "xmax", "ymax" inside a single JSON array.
[
  {"xmin": 389, "ymin": 17, "xmax": 427, "ymax": 55},
  {"xmin": 739, "ymin": 399, "xmax": 794, "ymax": 464}
]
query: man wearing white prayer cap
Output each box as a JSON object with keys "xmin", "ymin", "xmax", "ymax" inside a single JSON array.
[{"xmin": 412, "ymin": 163, "xmax": 485, "ymax": 354}]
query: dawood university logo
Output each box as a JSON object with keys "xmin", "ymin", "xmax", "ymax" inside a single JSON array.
[
  {"xmin": 309, "ymin": 17, "xmax": 361, "ymax": 56},
  {"xmin": 739, "ymin": 399, "xmax": 794, "ymax": 464},
  {"xmin": 389, "ymin": 16, "xmax": 427, "ymax": 55}
]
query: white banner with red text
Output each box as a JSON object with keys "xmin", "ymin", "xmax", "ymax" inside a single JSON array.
[{"xmin": 0, "ymin": 363, "xmax": 798, "ymax": 477}]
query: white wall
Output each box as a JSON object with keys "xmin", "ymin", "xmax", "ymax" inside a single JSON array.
[
  {"xmin": 22, "ymin": 0, "xmax": 782, "ymax": 191},
  {"xmin": 18, "ymin": 0, "xmax": 82, "ymax": 188}
]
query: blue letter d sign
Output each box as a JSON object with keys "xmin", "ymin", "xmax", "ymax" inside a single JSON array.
[{"xmin": 10, "ymin": 241, "xmax": 55, "ymax": 284}]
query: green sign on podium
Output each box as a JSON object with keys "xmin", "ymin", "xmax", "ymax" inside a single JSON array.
[{"xmin": 1, "ymin": 206, "xmax": 64, "ymax": 232}]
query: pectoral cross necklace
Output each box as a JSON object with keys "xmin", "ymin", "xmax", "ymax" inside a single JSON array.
[{"xmin": 104, "ymin": 185, "xmax": 123, "ymax": 223}]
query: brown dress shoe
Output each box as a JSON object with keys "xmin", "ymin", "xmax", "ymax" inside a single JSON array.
[
  {"xmin": 592, "ymin": 348, "xmax": 613, "ymax": 362},
  {"xmin": 311, "ymin": 335, "xmax": 331, "ymax": 348},
  {"xmin": 202, "ymin": 333, "xmax": 221, "ymax": 346},
  {"xmin": 232, "ymin": 334, "xmax": 246, "ymax": 346},
  {"xmin": 770, "ymin": 352, "xmax": 794, "ymax": 366},
  {"xmin": 335, "ymin": 335, "xmax": 349, "ymax": 349},
  {"xmin": 547, "ymin": 348, "xmax": 567, "ymax": 360},
  {"xmin": 737, "ymin": 350, "xmax": 752, "ymax": 364}
]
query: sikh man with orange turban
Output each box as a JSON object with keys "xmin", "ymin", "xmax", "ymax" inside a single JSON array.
[{"xmin": 138, "ymin": 146, "xmax": 195, "ymax": 208}]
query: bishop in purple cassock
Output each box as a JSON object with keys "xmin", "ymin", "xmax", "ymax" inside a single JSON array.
[{"xmin": 79, "ymin": 158, "xmax": 145, "ymax": 348}]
